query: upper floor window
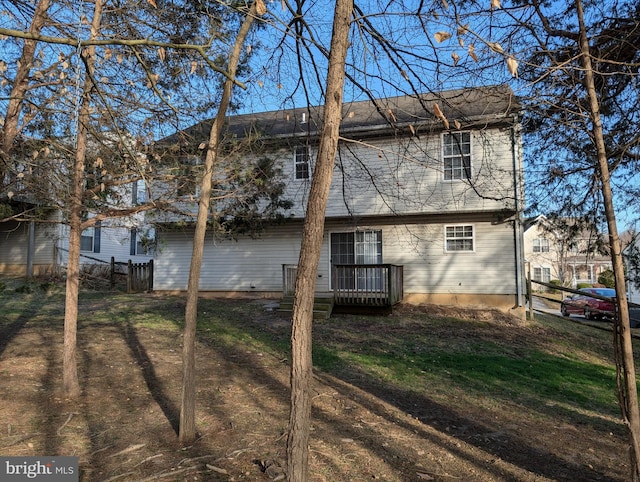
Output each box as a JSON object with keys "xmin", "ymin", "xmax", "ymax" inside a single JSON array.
[
  {"xmin": 294, "ymin": 146, "xmax": 310, "ymax": 180},
  {"xmin": 445, "ymin": 224, "xmax": 474, "ymax": 252},
  {"xmin": 132, "ymin": 179, "xmax": 147, "ymax": 204},
  {"xmin": 177, "ymin": 156, "xmax": 201, "ymax": 197},
  {"xmin": 533, "ymin": 237, "xmax": 550, "ymax": 253},
  {"xmin": 443, "ymin": 131, "xmax": 471, "ymax": 181}
]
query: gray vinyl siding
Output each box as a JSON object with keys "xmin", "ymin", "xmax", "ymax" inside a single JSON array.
[
  {"xmin": 154, "ymin": 217, "xmax": 518, "ymax": 295},
  {"xmin": 0, "ymin": 221, "xmax": 57, "ymax": 265},
  {"xmin": 377, "ymin": 222, "xmax": 517, "ymax": 294},
  {"xmin": 162, "ymin": 127, "xmax": 518, "ymax": 223},
  {"xmin": 324, "ymin": 220, "xmax": 516, "ymax": 295},
  {"xmin": 154, "ymin": 224, "xmax": 305, "ymax": 291},
  {"xmin": 280, "ymin": 128, "xmax": 516, "ymax": 219},
  {"xmin": 152, "ymin": 89, "xmax": 522, "ymax": 302}
]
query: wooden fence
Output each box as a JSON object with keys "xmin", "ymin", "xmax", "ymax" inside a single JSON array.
[{"xmin": 111, "ymin": 257, "xmax": 154, "ymax": 293}]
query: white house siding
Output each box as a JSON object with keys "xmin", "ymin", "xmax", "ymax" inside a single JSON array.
[
  {"xmin": 277, "ymin": 128, "xmax": 517, "ymax": 219},
  {"xmin": 0, "ymin": 220, "xmax": 152, "ymax": 275},
  {"xmin": 154, "ymin": 223, "xmax": 305, "ymax": 292},
  {"xmin": 623, "ymin": 238, "xmax": 640, "ymax": 304},
  {"xmin": 626, "ymin": 238, "xmax": 640, "ymax": 304},
  {"xmin": 55, "ymin": 221, "xmax": 153, "ymax": 267},
  {"xmin": 0, "ymin": 220, "xmax": 58, "ymax": 275},
  {"xmin": 154, "ymin": 215, "xmax": 519, "ymax": 309},
  {"xmin": 379, "ymin": 220, "xmax": 517, "ymax": 296}
]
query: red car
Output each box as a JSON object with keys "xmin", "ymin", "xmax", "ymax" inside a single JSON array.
[{"xmin": 560, "ymin": 288, "xmax": 617, "ymax": 320}]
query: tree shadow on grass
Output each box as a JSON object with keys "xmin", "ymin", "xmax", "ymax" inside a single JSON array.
[
  {"xmin": 0, "ymin": 313, "xmax": 33, "ymax": 356},
  {"xmin": 314, "ymin": 369, "xmax": 621, "ymax": 482},
  {"xmin": 70, "ymin": 296, "xmax": 625, "ymax": 480},
  {"xmin": 117, "ymin": 320, "xmax": 181, "ymax": 435},
  {"xmin": 215, "ymin": 305, "xmax": 625, "ymax": 481},
  {"xmin": 193, "ymin": 321, "xmax": 621, "ymax": 481}
]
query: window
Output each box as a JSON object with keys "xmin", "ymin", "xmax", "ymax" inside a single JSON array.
[
  {"xmin": 132, "ymin": 179, "xmax": 147, "ymax": 204},
  {"xmin": 80, "ymin": 222, "xmax": 101, "ymax": 253},
  {"xmin": 443, "ymin": 132, "xmax": 471, "ymax": 180},
  {"xmin": 294, "ymin": 146, "xmax": 310, "ymax": 180},
  {"xmin": 533, "ymin": 237, "xmax": 550, "ymax": 253},
  {"xmin": 130, "ymin": 227, "xmax": 155, "ymax": 256},
  {"xmin": 80, "ymin": 228, "xmax": 94, "ymax": 252},
  {"xmin": 533, "ymin": 267, "xmax": 551, "ymax": 283},
  {"xmin": 177, "ymin": 156, "xmax": 201, "ymax": 197},
  {"xmin": 445, "ymin": 225, "xmax": 474, "ymax": 252}
]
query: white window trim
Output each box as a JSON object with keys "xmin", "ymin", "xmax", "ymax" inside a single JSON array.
[
  {"xmin": 533, "ymin": 237, "xmax": 550, "ymax": 253},
  {"xmin": 294, "ymin": 145, "xmax": 311, "ymax": 181},
  {"xmin": 533, "ymin": 266, "xmax": 552, "ymax": 283},
  {"xmin": 444, "ymin": 224, "xmax": 475, "ymax": 253},
  {"xmin": 442, "ymin": 131, "xmax": 472, "ymax": 182}
]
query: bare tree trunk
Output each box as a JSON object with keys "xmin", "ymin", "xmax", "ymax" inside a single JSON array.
[
  {"xmin": 575, "ymin": 1, "xmax": 640, "ymax": 478},
  {"xmin": 0, "ymin": 0, "xmax": 50, "ymax": 179},
  {"xmin": 178, "ymin": 2, "xmax": 259, "ymax": 444},
  {"xmin": 62, "ymin": 0, "xmax": 104, "ymax": 398},
  {"xmin": 286, "ymin": 0, "xmax": 353, "ymax": 479}
]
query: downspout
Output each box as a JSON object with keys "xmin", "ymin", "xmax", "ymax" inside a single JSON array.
[{"xmin": 511, "ymin": 115, "xmax": 525, "ymax": 308}]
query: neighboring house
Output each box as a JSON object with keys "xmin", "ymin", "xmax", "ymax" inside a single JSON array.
[
  {"xmin": 523, "ymin": 214, "xmax": 612, "ymax": 289},
  {"xmin": 624, "ymin": 234, "xmax": 640, "ymax": 303},
  {"xmin": 523, "ymin": 215, "xmax": 560, "ymax": 287},
  {"xmin": 153, "ymin": 85, "xmax": 527, "ymax": 314},
  {"xmin": 0, "ymin": 179, "xmax": 154, "ymax": 276}
]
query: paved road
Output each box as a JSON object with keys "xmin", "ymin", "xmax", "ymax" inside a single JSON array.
[{"xmin": 531, "ymin": 298, "xmax": 640, "ymax": 328}]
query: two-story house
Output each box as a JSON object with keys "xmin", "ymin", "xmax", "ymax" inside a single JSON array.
[
  {"xmin": 152, "ymin": 85, "xmax": 526, "ymax": 314},
  {"xmin": 523, "ymin": 214, "xmax": 612, "ymax": 289},
  {"xmin": 0, "ymin": 178, "xmax": 154, "ymax": 277}
]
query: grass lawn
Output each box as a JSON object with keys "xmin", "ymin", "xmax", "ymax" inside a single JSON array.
[{"xmin": 0, "ymin": 280, "xmax": 637, "ymax": 481}]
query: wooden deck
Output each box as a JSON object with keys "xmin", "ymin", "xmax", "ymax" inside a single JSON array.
[{"xmin": 283, "ymin": 263, "xmax": 403, "ymax": 308}]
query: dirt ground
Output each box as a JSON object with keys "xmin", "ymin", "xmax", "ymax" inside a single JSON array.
[{"xmin": 0, "ymin": 294, "xmax": 632, "ymax": 481}]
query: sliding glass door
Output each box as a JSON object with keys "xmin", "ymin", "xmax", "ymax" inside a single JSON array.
[{"xmin": 331, "ymin": 230, "xmax": 382, "ymax": 290}]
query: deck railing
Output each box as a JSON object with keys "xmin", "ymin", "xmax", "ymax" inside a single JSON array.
[
  {"xmin": 332, "ymin": 264, "xmax": 403, "ymax": 306},
  {"xmin": 282, "ymin": 263, "xmax": 404, "ymax": 307}
]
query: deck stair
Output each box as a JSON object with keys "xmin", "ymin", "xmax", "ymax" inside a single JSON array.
[{"xmin": 278, "ymin": 294, "xmax": 334, "ymax": 320}]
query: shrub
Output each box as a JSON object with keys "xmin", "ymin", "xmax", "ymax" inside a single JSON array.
[
  {"xmin": 597, "ymin": 269, "xmax": 615, "ymax": 288},
  {"xmin": 548, "ymin": 279, "xmax": 561, "ymax": 294}
]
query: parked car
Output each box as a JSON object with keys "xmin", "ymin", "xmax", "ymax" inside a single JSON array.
[{"xmin": 560, "ymin": 288, "xmax": 617, "ymax": 320}]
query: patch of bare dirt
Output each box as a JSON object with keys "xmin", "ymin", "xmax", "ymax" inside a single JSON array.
[{"xmin": 0, "ymin": 296, "xmax": 631, "ymax": 481}]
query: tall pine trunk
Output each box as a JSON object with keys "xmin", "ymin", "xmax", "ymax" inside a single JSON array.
[
  {"xmin": 63, "ymin": 0, "xmax": 104, "ymax": 397},
  {"xmin": 575, "ymin": 1, "xmax": 640, "ymax": 478},
  {"xmin": 286, "ymin": 0, "xmax": 353, "ymax": 479},
  {"xmin": 179, "ymin": 1, "xmax": 260, "ymax": 444}
]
